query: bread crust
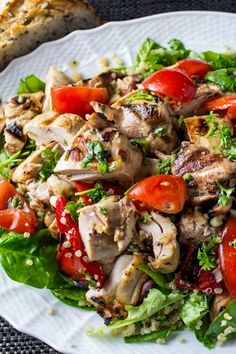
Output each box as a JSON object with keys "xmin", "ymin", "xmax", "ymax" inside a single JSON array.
[{"xmin": 0, "ymin": 0, "xmax": 101, "ymax": 71}]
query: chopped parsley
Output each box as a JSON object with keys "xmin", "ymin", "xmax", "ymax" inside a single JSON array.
[
  {"xmin": 219, "ymin": 122, "xmax": 233, "ymax": 149},
  {"xmin": 215, "ymin": 180, "xmax": 235, "ymax": 206},
  {"xmin": 230, "ymin": 239, "xmax": 236, "ymax": 248},
  {"xmin": 197, "ymin": 235, "xmax": 221, "ymax": 271},
  {"xmin": 155, "ymin": 159, "xmax": 172, "ymax": 175},
  {"xmin": 127, "ymin": 90, "xmax": 157, "ymax": 103},
  {"xmin": 153, "ymin": 127, "xmax": 167, "ymax": 137},
  {"xmin": 65, "ymin": 200, "xmax": 85, "ymax": 221},
  {"xmin": 205, "ymin": 112, "xmax": 218, "ymax": 137},
  {"xmin": 80, "ymin": 141, "xmax": 108, "ymax": 174},
  {"xmin": 9, "ymin": 196, "xmax": 23, "ymax": 209},
  {"xmin": 183, "ymin": 173, "xmax": 193, "ymax": 183},
  {"xmin": 99, "ymin": 207, "xmax": 108, "ymax": 215},
  {"xmin": 131, "ymin": 139, "xmax": 149, "ymax": 154},
  {"xmin": 140, "ymin": 214, "xmax": 149, "ymax": 224},
  {"xmin": 178, "ymin": 115, "xmax": 184, "ymax": 127},
  {"xmin": 75, "ymin": 183, "xmax": 107, "ymax": 203},
  {"xmin": 39, "ymin": 147, "xmax": 60, "ymax": 181}
]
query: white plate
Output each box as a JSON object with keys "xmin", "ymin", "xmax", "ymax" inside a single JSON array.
[{"xmin": 1, "ymin": 11, "xmax": 236, "ymax": 354}]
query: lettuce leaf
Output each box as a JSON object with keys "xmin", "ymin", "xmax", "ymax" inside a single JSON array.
[
  {"xmin": 179, "ymin": 292, "xmax": 209, "ymax": 328},
  {"xmin": 202, "ymin": 51, "xmax": 236, "ymax": 69},
  {"xmin": 17, "ymin": 74, "xmax": 45, "ymax": 94},
  {"xmin": 205, "ymin": 68, "xmax": 236, "ymax": 91},
  {"xmin": 88, "ymin": 288, "xmax": 184, "ymax": 334}
]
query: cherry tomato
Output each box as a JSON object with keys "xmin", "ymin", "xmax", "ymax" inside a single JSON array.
[
  {"xmin": 51, "ymin": 86, "xmax": 108, "ymax": 117},
  {"xmin": 220, "ymin": 217, "xmax": 236, "ymax": 298},
  {"xmin": 142, "ymin": 68, "xmax": 196, "ymax": 103},
  {"xmin": 0, "ymin": 179, "xmax": 17, "ymax": 210},
  {"xmin": 226, "ymin": 105, "xmax": 236, "ymax": 122},
  {"xmin": 56, "ymin": 197, "xmax": 104, "ymax": 287},
  {"xmin": 0, "ymin": 179, "xmax": 36, "ymax": 234},
  {"xmin": 175, "ymin": 58, "xmax": 212, "ymax": 79},
  {"xmin": 127, "ymin": 175, "xmax": 187, "ymax": 214},
  {"xmin": 203, "ymin": 96, "xmax": 236, "ymax": 111},
  {"xmin": 0, "ymin": 209, "xmax": 36, "ymax": 234}
]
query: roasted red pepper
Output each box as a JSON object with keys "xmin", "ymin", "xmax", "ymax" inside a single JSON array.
[
  {"xmin": 175, "ymin": 244, "xmax": 222, "ymax": 294},
  {"xmin": 56, "ymin": 197, "xmax": 104, "ymax": 287}
]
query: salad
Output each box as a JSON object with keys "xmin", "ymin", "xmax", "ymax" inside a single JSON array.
[{"xmin": 1, "ymin": 37, "xmax": 236, "ymax": 347}]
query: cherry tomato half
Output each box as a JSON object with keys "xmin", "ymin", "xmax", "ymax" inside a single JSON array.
[
  {"xmin": 142, "ymin": 68, "xmax": 196, "ymax": 103},
  {"xmin": 51, "ymin": 86, "xmax": 108, "ymax": 117},
  {"xmin": 127, "ymin": 175, "xmax": 187, "ymax": 214},
  {"xmin": 175, "ymin": 58, "xmax": 212, "ymax": 79},
  {"xmin": 203, "ymin": 96, "xmax": 236, "ymax": 111}
]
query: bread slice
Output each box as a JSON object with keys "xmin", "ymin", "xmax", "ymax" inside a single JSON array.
[{"xmin": 0, "ymin": 0, "xmax": 101, "ymax": 71}]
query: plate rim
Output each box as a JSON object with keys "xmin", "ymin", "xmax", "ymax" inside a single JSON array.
[
  {"xmin": 1, "ymin": 10, "xmax": 236, "ymax": 353},
  {"xmin": 1, "ymin": 10, "xmax": 236, "ymax": 79}
]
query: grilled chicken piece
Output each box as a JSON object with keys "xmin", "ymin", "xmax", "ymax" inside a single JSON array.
[
  {"xmin": 10, "ymin": 142, "xmax": 62, "ymax": 183},
  {"xmin": 43, "ymin": 66, "xmax": 73, "ymax": 111},
  {"xmin": 173, "ymin": 83, "xmax": 221, "ymax": 117},
  {"xmin": 138, "ymin": 212, "xmax": 180, "ymax": 273},
  {"xmin": 135, "ymin": 158, "xmax": 160, "ymax": 181},
  {"xmin": 55, "ymin": 116, "xmax": 143, "ymax": 183},
  {"xmin": 24, "ymin": 111, "xmax": 84, "ymax": 148},
  {"xmin": 184, "ymin": 114, "xmax": 226, "ymax": 149},
  {"xmin": 172, "ymin": 142, "xmax": 236, "ymax": 205},
  {"xmin": 79, "ymin": 196, "xmax": 136, "ymax": 274},
  {"xmin": 92, "ymin": 94, "xmax": 179, "ymax": 154},
  {"xmin": 116, "ymin": 74, "xmax": 141, "ymax": 97},
  {"xmin": 26, "ymin": 180, "xmax": 51, "ymax": 211},
  {"xmin": 2, "ymin": 92, "xmax": 44, "ymax": 154},
  {"xmin": 77, "ymin": 70, "xmax": 125, "ymax": 98},
  {"xmin": 86, "ymin": 254, "xmax": 147, "ymax": 323},
  {"xmin": 211, "ymin": 291, "xmax": 233, "ymax": 320},
  {"xmin": 47, "ymin": 174, "xmax": 75, "ymax": 197},
  {"xmin": 178, "ymin": 209, "xmax": 216, "ymax": 244}
]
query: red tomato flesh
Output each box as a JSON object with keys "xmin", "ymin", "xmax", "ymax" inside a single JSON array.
[
  {"xmin": 0, "ymin": 179, "xmax": 17, "ymax": 210},
  {"xmin": 175, "ymin": 58, "xmax": 212, "ymax": 79},
  {"xmin": 220, "ymin": 217, "xmax": 236, "ymax": 298},
  {"xmin": 51, "ymin": 86, "xmax": 108, "ymax": 117},
  {"xmin": 142, "ymin": 68, "xmax": 196, "ymax": 103},
  {"xmin": 127, "ymin": 175, "xmax": 187, "ymax": 214},
  {"xmin": 203, "ymin": 96, "xmax": 236, "ymax": 111},
  {"xmin": 0, "ymin": 209, "xmax": 36, "ymax": 234}
]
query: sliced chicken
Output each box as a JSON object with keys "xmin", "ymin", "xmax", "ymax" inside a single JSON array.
[
  {"xmin": 138, "ymin": 211, "xmax": 180, "ymax": 273},
  {"xmin": 172, "ymin": 142, "xmax": 236, "ymax": 205},
  {"xmin": 55, "ymin": 115, "xmax": 143, "ymax": 183},
  {"xmin": 173, "ymin": 83, "xmax": 221, "ymax": 117},
  {"xmin": 24, "ymin": 111, "xmax": 84, "ymax": 148},
  {"xmin": 92, "ymin": 93, "xmax": 179, "ymax": 154},
  {"xmin": 2, "ymin": 92, "xmax": 44, "ymax": 154},
  {"xmin": 178, "ymin": 209, "xmax": 217, "ymax": 244},
  {"xmin": 86, "ymin": 254, "xmax": 147, "ymax": 323},
  {"xmin": 10, "ymin": 142, "xmax": 62, "ymax": 183},
  {"xmin": 211, "ymin": 291, "xmax": 233, "ymax": 320},
  {"xmin": 79, "ymin": 196, "xmax": 136, "ymax": 274},
  {"xmin": 26, "ymin": 180, "xmax": 51, "ymax": 211},
  {"xmin": 47, "ymin": 174, "xmax": 75, "ymax": 197},
  {"xmin": 116, "ymin": 74, "xmax": 141, "ymax": 96},
  {"xmin": 135, "ymin": 157, "xmax": 160, "ymax": 181},
  {"xmin": 43, "ymin": 66, "xmax": 73, "ymax": 111}
]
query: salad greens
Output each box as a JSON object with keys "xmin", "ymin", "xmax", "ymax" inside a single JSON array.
[{"xmin": 17, "ymin": 74, "xmax": 46, "ymax": 94}]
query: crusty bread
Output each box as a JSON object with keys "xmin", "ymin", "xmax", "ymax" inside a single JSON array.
[{"xmin": 0, "ymin": 0, "xmax": 101, "ymax": 71}]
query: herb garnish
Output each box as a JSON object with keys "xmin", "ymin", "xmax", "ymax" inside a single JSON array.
[
  {"xmin": 215, "ymin": 180, "xmax": 235, "ymax": 206},
  {"xmin": 17, "ymin": 75, "xmax": 46, "ymax": 94},
  {"xmin": 131, "ymin": 139, "xmax": 149, "ymax": 154},
  {"xmin": 65, "ymin": 200, "xmax": 85, "ymax": 221},
  {"xmin": 140, "ymin": 214, "xmax": 149, "ymax": 224},
  {"xmin": 100, "ymin": 207, "xmax": 108, "ymax": 215},
  {"xmin": 39, "ymin": 147, "xmax": 60, "ymax": 181},
  {"xmin": 75, "ymin": 183, "xmax": 107, "ymax": 203},
  {"xmin": 80, "ymin": 141, "xmax": 108, "ymax": 174},
  {"xmin": 155, "ymin": 159, "xmax": 172, "ymax": 175},
  {"xmin": 230, "ymin": 239, "xmax": 236, "ymax": 248},
  {"xmin": 153, "ymin": 127, "xmax": 167, "ymax": 137},
  {"xmin": 197, "ymin": 235, "xmax": 221, "ymax": 271},
  {"xmin": 127, "ymin": 91, "xmax": 157, "ymax": 103},
  {"xmin": 205, "ymin": 112, "xmax": 218, "ymax": 137}
]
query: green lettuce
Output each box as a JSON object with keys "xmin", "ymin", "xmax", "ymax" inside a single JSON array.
[
  {"xmin": 202, "ymin": 51, "xmax": 236, "ymax": 69},
  {"xmin": 205, "ymin": 68, "xmax": 236, "ymax": 91},
  {"xmin": 17, "ymin": 74, "xmax": 46, "ymax": 94},
  {"xmin": 179, "ymin": 292, "xmax": 209, "ymax": 328},
  {"xmin": 88, "ymin": 288, "xmax": 184, "ymax": 334}
]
